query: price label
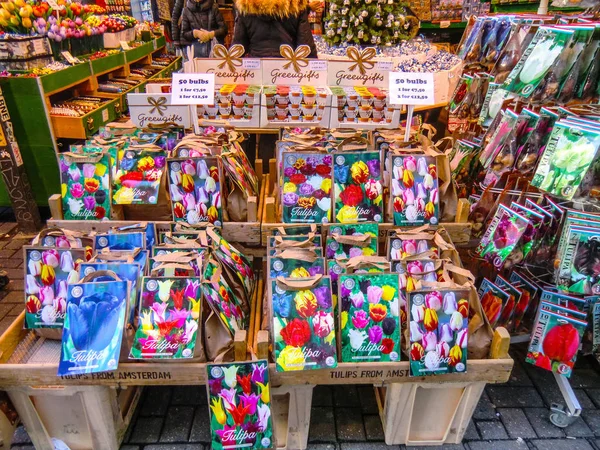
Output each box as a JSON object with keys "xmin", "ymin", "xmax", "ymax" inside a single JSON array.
[
  {"xmin": 388, "ymin": 72, "xmax": 435, "ymax": 106},
  {"xmin": 309, "ymin": 60, "xmax": 327, "ymax": 71},
  {"xmin": 242, "ymin": 59, "xmax": 260, "ymax": 70},
  {"xmin": 376, "ymin": 61, "xmax": 394, "ymax": 71},
  {"xmin": 440, "ymin": 21, "xmax": 451, "ymax": 28},
  {"xmin": 120, "ymin": 41, "xmax": 131, "ymax": 50},
  {"xmin": 102, "ymin": 109, "xmax": 109, "ymax": 122},
  {"xmin": 171, "ymin": 73, "xmax": 215, "ymax": 105},
  {"xmin": 61, "ymin": 51, "xmax": 79, "ymax": 65},
  {"xmin": 47, "ymin": 0, "xmax": 65, "ymax": 9}
]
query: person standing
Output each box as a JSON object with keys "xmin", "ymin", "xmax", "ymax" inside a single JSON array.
[
  {"xmin": 232, "ymin": 0, "xmax": 317, "ymax": 58},
  {"xmin": 180, "ymin": 0, "xmax": 227, "ymax": 58}
]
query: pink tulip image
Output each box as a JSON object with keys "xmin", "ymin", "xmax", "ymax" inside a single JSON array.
[
  {"xmin": 352, "ymin": 310, "xmax": 369, "ymax": 329},
  {"xmin": 422, "ymin": 331, "xmax": 437, "ymax": 351},
  {"xmin": 457, "ymin": 328, "xmax": 468, "ymax": 348},
  {"xmin": 367, "ymin": 286, "xmax": 383, "ymax": 304},
  {"xmin": 436, "ymin": 341, "xmax": 450, "ymax": 358},
  {"xmin": 425, "ymin": 291, "xmax": 442, "ymax": 311},
  {"xmin": 350, "ymin": 292, "xmax": 365, "ymax": 309},
  {"xmin": 402, "ymin": 240, "xmax": 417, "ymax": 255},
  {"xmin": 403, "ymin": 156, "xmax": 417, "ymax": 172},
  {"xmin": 402, "ymin": 187, "xmax": 415, "ymax": 205},
  {"xmin": 411, "ymin": 304, "xmax": 425, "ymax": 322},
  {"xmin": 410, "ymin": 321, "xmax": 423, "ymax": 342},
  {"xmin": 417, "ymin": 157, "xmax": 428, "ymax": 176},
  {"xmin": 440, "ymin": 323, "xmax": 453, "ymax": 343}
]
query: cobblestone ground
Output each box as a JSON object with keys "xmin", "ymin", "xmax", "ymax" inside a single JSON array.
[{"xmin": 1, "ymin": 225, "xmax": 600, "ymax": 449}]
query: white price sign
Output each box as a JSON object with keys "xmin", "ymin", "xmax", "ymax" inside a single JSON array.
[
  {"xmin": 242, "ymin": 59, "xmax": 260, "ymax": 69},
  {"xmin": 309, "ymin": 60, "xmax": 327, "ymax": 71},
  {"xmin": 171, "ymin": 73, "xmax": 215, "ymax": 105},
  {"xmin": 388, "ymin": 72, "xmax": 435, "ymax": 106}
]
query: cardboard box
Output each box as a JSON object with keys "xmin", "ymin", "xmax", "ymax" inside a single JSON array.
[{"xmin": 128, "ymin": 93, "xmax": 192, "ymax": 128}]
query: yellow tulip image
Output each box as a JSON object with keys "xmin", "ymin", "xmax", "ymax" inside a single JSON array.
[
  {"xmin": 210, "ymin": 397, "xmax": 227, "ymax": 425},
  {"xmin": 257, "ymin": 381, "xmax": 270, "ymax": 403}
]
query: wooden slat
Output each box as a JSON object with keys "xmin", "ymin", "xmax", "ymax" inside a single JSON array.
[
  {"xmin": 256, "ymin": 331, "xmax": 269, "ymax": 360},
  {"xmin": 0, "ymin": 311, "xmax": 27, "ymax": 363},
  {"xmin": 455, "ymin": 198, "xmax": 470, "ymax": 224},
  {"xmin": 489, "ymin": 327, "xmax": 510, "ymax": 360},
  {"xmin": 47, "ymin": 195, "xmax": 63, "ymax": 220},
  {"xmin": 234, "ymin": 330, "xmax": 247, "ymax": 362}
]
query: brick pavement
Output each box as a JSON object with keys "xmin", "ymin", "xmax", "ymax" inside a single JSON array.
[{"xmin": 1, "ymin": 224, "xmax": 600, "ymax": 449}]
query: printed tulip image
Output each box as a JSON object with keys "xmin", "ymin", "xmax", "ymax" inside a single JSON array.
[
  {"xmin": 207, "ymin": 361, "xmax": 273, "ymax": 449},
  {"xmin": 332, "ymin": 151, "xmax": 383, "ymax": 223},
  {"xmin": 390, "ymin": 154, "xmax": 439, "ymax": 226},
  {"xmin": 60, "ymin": 153, "xmax": 111, "ymax": 220},
  {"xmin": 478, "ymin": 278, "xmax": 511, "ymax": 328},
  {"xmin": 340, "ymin": 274, "xmax": 400, "ymax": 362},
  {"xmin": 272, "ymin": 277, "xmax": 337, "ymax": 372},
  {"xmin": 282, "ymin": 153, "xmax": 332, "ymax": 224},
  {"xmin": 526, "ymin": 309, "xmax": 587, "ymax": 378},
  {"xmin": 268, "ymin": 255, "xmax": 325, "ymax": 279},
  {"xmin": 24, "ymin": 247, "xmax": 86, "ymax": 329},
  {"xmin": 94, "ymin": 232, "xmax": 145, "ymax": 252},
  {"xmin": 168, "ymin": 157, "xmax": 222, "ymax": 225},
  {"xmin": 130, "ymin": 277, "xmax": 202, "ymax": 360},
  {"xmin": 113, "ymin": 149, "xmax": 167, "ymax": 204},
  {"xmin": 58, "ymin": 280, "xmax": 128, "ymax": 376},
  {"xmin": 326, "ymin": 223, "xmax": 379, "ymax": 260},
  {"xmin": 409, "ymin": 288, "xmax": 470, "ymax": 376}
]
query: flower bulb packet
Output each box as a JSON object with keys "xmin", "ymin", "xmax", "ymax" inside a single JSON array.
[
  {"xmin": 267, "ymin": 253, "xmax": 325, "ymax": 279},
  {"xmin": 538, "ymin": 289, "xmax": 587, "ymax": 314},
  {"xmin": 478, "ymin": 84, "xmax": 516, "ymax": 129},
  {"xmin": 508, "ymin": 202, "xmax": 545, "ymax": 262},
  {"xmin": 390, "ymin": 154, "xmax": 439, "ymax": 226},
  {"xmin": 476, "ymin": 204, "xmax": 530, "ymax": 269},
  {"xmin": 93, "ymin": 250, "xmax": 149, "ymax": 274},
  {"xmin": 58, "ymin": 280, "xmax": 128, "ymax": 376},
  {"xmin": 388, "ymin": 236, "xmax": 439, "ymax": 260},
  {"xmin": 508, "ymin": 270, "xmax": 539, "ymax": 330},
  {"xmin": 281, "ymin": 152, "xmax": 332, "ymax": 224},
  {"xmin": 339, "ymin": 273, "xmax": 401, "ymax": 363},
  {"xmin": 130, "ymin": 277, "xmax": 201, "ymax": 359},
  {"xmin": 449, "ymin": 139, "xmax": 480, "ymax": 195},
  {"xmin": 408, "ymin": 288, "xmax": 469, "ymax": 376},
  {"xmin": 502, "ymin": 27, "xmax": 574, "ymax": 98},
  {"xmin": 554, "ymin": 213, "xmax": 600, "ymax": 275},
  {"xmin": 206, "ymin": 360, "xmax": 273, "ymax": 450},
  {"xmin": 532, "ymin": 122, "xmax": 600, "ymax": 200},
  {"xmin": 325, "ymin": 223, "xmax": 378, "ymax": 260},
  {"xmin": 478, "ymin": 277, "xmax": 511, "ymax": 328},
  {"xmin": 526, "ymin": 308, "xmax": 587, "ymax": 377},
  {"xmin": 267, "ymin": 234, "xmax": 323, "ymax": 257},
  {"xmin": 479, "ymin": 109, "xmax": 519, "ymax": 170},
  {"xmin": 151, "ymin": 247, "xmax": 206, "ymax": 277},
  {"xmin": 540, "ymin": 300, "xmax": 587, "ymax": 321},
  {"xmin": 392, "ymin": 258, "xmax": 446, "ymax": 291},
  {"xmin": 111, "ymin": 222, "xmax": 158, "ymax": 251},
  {"xmin": 113, "ymin": 147, "xmax": 167, "ymax": 204},
  {"xmin": 94, "ymin": 232, "xmax": 146, "ymax": 252},
  {"xmin": 168, "ymin": 156, "xmax": 223, "ymax": 226},
  {"xmin": 24, "ymin": 247, "xmax": 86, "ymax": 329},
  {"xmin": 332, "ymin": 150, "xmax": 383, "ymax": 223},
  {"xmin": 494, "ymin": 274, "xmax": 523, "ymax": 328},
  {"xmin": 271, "ymin": 277, "xmax": 337, "ymax": 371},
  {"xmin": 59, "ymin": 152, "xmax": 111, "ymax": 221},
  {"xmin": 555, "ymin": 225, "xmax": 600, "ymax": 294}
]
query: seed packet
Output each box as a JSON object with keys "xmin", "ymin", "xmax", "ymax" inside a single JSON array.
[
  {"xmin": 325, "ymin": 223, "xmax": 378, "ymax": 260},
  {"xmin": 502, "ymin": 27, "xmax": 574, "ymax": 98},
  {"xmin": 390, "ymin": 154, "xmax": 439, "ymax": 226},
  {"xmin": 58, "ymin": 280, "xmax": 128, "ymax": 376},
  {"xmin": 526, "ymin": 308, "xmax": 587, "ymax": 377},
  {"xmin": 408, "ymin": 288, "xmax": 470, "ymax": 376},
  {"xmin": 206, "ymin": 361, "xmax": 273, "ymax": 450},
  {"xmin": 281, "ymin": 152, "xmax": 332, "ymax": 224},
  {"xmin": 168, "ymin": 156, "xmax": 223, "ymax": 226},
  {"xmin": 95, "ymin": 232, "xmax": 146, "ymax": 251},
  {"xmin": 508, "ymin": 270, "xmax": 539, "ymax": 329},
  {"xmin": 332, "ymin": 151, "xmax": 383, "ymax": 223},
  {"xmin": 494, "ymin": 275, "xmax": 522, "ymax": 327},
  {"xmin": 476, "ymin": 204, "xmax": 530, "ymax": 269},
  {"xmin": 267, "ymin": 253, "xmax": 325, "ymax": 279},
  {"xmin": 478, "ymin": 277, "xmax": 511, "ymax": 327},
  {"xmin": 532, "ymin": 122, "xmax": 600, "ymax": 200},
  {"xmin": 24, "ymin": 247, "xmax": 86, "ymax": 329},
  {"xmin": 339, "ymin": 273, "xmax": 401, "ymax": 362},
  {"xmin": 113, "ymin": 148, "xmax": 167, "ymax": 204},
  {"xmin": 59, "ymin": 152, "xmax": 111, "ymax": 220},
  {"xmin": 271, "ymin": 277, "xmax": 337, "ymax": 371},
  {"xmin": 130, "ymin": 277, "xmax": 201, "ymax": 359}
]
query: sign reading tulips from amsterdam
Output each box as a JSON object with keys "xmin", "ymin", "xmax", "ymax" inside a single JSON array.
[{"xmin": 206, "ymin": 361, "xmax": 273, "ymax": 450}]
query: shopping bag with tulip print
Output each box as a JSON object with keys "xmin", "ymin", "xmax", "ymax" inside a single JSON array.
[
  {"xmin": 24, "ymin": 247, "xmax": 86, "ymax": 329},
  {"xmin": 326, "ymin": 223, "xmax": 378, "ymax": 260},
  {"xmin": 332, "ymin": 150, "xmax": 383, "ymax": 223},
  {"xmin": 113, "ymin": 147, "xmax": 167, "ymax": 204},
  {"xmin": 58, "ymin": 278, "xmax": 128, "ymax": 376},
  {"xmin": 168, "ymin": 156, "xmax": 223, "ymax": 226},
  {"xmin": 59, "ymin": 152, "xmax": 111, "ymax": 220},
  {"xmin": 206, "ymin": 360, "xmax": 273, "ymax": 450},
  {"xmin": 94, "ymin": 232, "xmax": 146, "ymax": 252},
  {"xmin": 408, "ymin": 288, "xmax": 470, "ymax": 376},
  {"xmin": 267, "ymin": 250, "xmax": 325, "ymax": 279},
  {"xmin": 390, "ymin": 154, "xmax": 439, "ymax": 226},
  {"xmin": 339, "ymin": 273, "xmax": 401, "ymax": 362},
  {"xmin": 271, "ymin": 276, "xmax": 337, "ymax": 371},
  {"xmin": 281, "ymin": 151, "xmax": 333, "ymax": 224},
  {"xmin": 130, "ymin": 277, "xmax": 201, "ymax": 359}
]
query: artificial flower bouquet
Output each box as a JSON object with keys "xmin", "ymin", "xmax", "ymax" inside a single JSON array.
[
  {"xmin": 206, "ymin": 361, "xmax": 273, "ymax": 450},
  {"xmin": 408, "ymin": 288, "xmax": 470, "ymax": 376},
  {"xmin": 271, "ymin": 275, "xmax": 337, "ymax": 371}
]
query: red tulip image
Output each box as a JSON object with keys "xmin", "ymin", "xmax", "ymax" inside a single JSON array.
[
  {"xmin": 380, "ymin": 338, "xmax": 394, "ymax": 354},
  {"xmin": 542, "ymin": 323, "xmax": 580, "ymax": 363},
  {"xmin": 339, "ymin": 185, "xmax": 364, "ymax": 207},
  {"xmin": 281, "ymin": 318, "xmax": 311, "ymax": 347},
  {"xmin": 481, "ymin": 291, "xmax": 502, "ymax": 325}
]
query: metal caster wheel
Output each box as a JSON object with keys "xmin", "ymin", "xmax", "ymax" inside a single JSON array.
[{"xmin": 550, "ymin": 403, "xmax": 578, "ymax": 428}]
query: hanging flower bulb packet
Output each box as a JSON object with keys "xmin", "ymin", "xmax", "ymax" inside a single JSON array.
[
  {"xmin": 339, "ymin": 273, "xmax": 401, "ymax": 363},
  {"xmin": 59, "ymin": 152, "xmax": 112, "ymax": 221},
  {"xmin": 555, "ymin": 224, "xmax": 600, "ymax": 295},
  {"xmin": 167, "ymin": 155, "xmax": 224, "ymax": 226},
  {"xmin": 206, "ymin": 361, "xmax": 273, "ymax": 450},
  {"xmin": 24, "ymin": 247, "xmax": 86, "ymax": 329},
  {"xmin": 508, "ymin": 269, "xmax": 540, "ymax": 331},
  {"xmin": 58, "ymin": 272, "xmax": 129, "ymax": 376},
  {"xmin": 478, "ymin": 277, "xmax": 511, "ymax": 328},
  {"xmin": 408, "ymin": 288, "xmax": 470, "ymax": 376},
  {"xmin": 271, "ymin": 275, "xmax": 337, "ymax": 371},
  {"xmin": 113, "ymin": 146, "xmax": 167, "ymax": 204},
  {"xmin": 389, "ymin": 153, "xmax": 439, "ymax": 226}
]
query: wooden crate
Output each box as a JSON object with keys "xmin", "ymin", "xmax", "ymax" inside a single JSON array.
[{"xmin": 260, "ymin": 170, "xmax": 472, "ymax": 246}]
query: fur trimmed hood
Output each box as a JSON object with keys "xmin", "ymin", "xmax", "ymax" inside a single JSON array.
[{"xmin": 235, "ymin": 0, "xmax": 308, "ymax": 18}]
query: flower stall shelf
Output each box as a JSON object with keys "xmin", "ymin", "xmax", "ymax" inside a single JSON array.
[
  {"xmin": 260, "ymin": 45, "xmax": 332, "ymax": 128},
  {"xmin": 192, "ymin": 44, "xmax": 263, "ymax": 128},
  {"xmin": 326, "ymin": 47, "xmax": 400, "ymax": 130},
  {"xmin": 0, "ymin": 34, "xmax": 53, "ymax": 71}
]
